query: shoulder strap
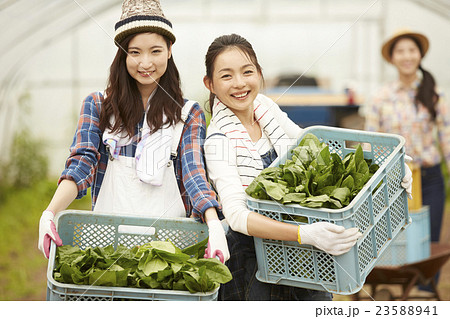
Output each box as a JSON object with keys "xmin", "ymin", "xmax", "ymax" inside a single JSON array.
[{"xmin": 171, "ymin": 100, "xmax": 197, "ymax": 157}]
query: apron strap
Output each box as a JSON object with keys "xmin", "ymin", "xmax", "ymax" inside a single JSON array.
[{"xmin": 171, "ymin": 100, "xmax": 197, "ymax": 157}]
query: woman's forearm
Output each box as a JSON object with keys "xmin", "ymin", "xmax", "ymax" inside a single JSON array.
[
  {"xmin": 204, "ymin": 207, "xmax": 220, "ymax": 223},
  {"xmin": 247, "ymin": 211, "xmax": 298, "ymax": 241},
  {"xmin": 46, "ymin": 179, "xmax": 79, "ymax": 214}
]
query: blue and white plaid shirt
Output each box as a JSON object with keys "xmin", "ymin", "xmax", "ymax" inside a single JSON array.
[{"xmin": 59, "ymin": 92, "xmax": 221, "ymax": 222}]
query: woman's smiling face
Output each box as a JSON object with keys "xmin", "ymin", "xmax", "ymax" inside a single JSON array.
[
  {"xmin": 205, "ymin": 47, "xmax": 262, "ymax": 116},
  {"xmin": 390, "ymin": 37, "xmax": 422, "ymax": 78},
  {"xmin": 126, "ymin": 32, "xmax": 171, "ymax": 94}
]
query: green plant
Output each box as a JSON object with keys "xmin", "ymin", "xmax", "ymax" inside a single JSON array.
[
  {"xmin": 246, "ymin": 133, "xmax": 379, "ymax": 209},
  {"xmin": 54, "ymin": 239, "xmax": 232, "ymax": 293}
]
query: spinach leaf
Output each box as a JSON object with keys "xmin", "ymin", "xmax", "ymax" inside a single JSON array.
[
  {"xmin": 194, "ymin": 258, "xmax": 233, "ymax": 284},
  {"xmin": 142, "ymin": 256, "xmax": 168, "ymax": 276},
  {"xmin": 181, "ymin": 237, "xmax": 208, "ymax": 258},
  {"xmin": 259, "ymin": 179, "xmax": 287, "ymax": 201},
  {"xmin": 282, "ymin": 192, "xmax": 306, "ymax": 204}
]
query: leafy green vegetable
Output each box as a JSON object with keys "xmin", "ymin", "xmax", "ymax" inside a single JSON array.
[
  {"xmin": 246, "ymin": 133, "xmax": 380, "ymax": 209},
  {"xmin": 53, "ymin": 239, "xmax": 232, "ymax": 293}
]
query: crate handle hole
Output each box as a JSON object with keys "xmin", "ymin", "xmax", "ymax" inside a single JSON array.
[
  {"xmin": 344, "ymin": 140, "xmax": 372, "ymax": 152},
  {"xmin": 281, "ymin": 213, "xmax": 308, "ymax": 224},
  {"xmin": 118, "ymin": 225, "xmax": 156, "ymax": 236}
]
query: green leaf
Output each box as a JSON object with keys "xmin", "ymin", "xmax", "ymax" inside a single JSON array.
[
  {"xmin": 157, "ymin": 268, "xmax": 173, "ymax": 282},
  {"xmin": 139, "ymin": 275, "xmax": 161, "ymax": 289},
  {"xmin": 354, "ymin": 144, "xmax": 364, "ymax": 167},
  {"xmin": 341, "ymin": 175, "xmax": 354, "ymax": 191},
  {"xmin": 194, "ymin": 258, "xmax": 233, "ymax": 284},
  {"xmin": 331, "ymin": 187, "xmax": 351, "ymax": 204},
  {"xmin": 142, "ymin": 257, "xmax": 168, "ymax": 276},
  {"xmin": 59, "ymin": 263, "xmax": 75, "ymax": 284},
  {"xmin": 369, "ymin": 163, "xmax": 380, "ymax": 174},
  {"xmin": 115, "ymin": 269, "xmax": 130, "ymax": 287},
  {"xmin": 181, "ymin": 237, "xmax": 208, "ymax": 257},
  {"xmin": 56, "ymin": 245, "xmax": 84, "ymax": 266},
  {"xmin": 155, "ymin": 249, "xmax": 191, "ymax": 264},
  {"xmin": 328, "ymin": 197, "xmax": 343, "ymax": 209},
  {"xmin": 302, "ymin": 194, "xmax": 330, "ymax": 205},
  {"xmin": 197, "ymin": 265, "xmax": 210, "ymax": 292},
  {"xmin": 138, "ymin": 250, "xmax": 150, "ymax": 271},
  {"xmin": 282, "ymin": 192, "xmax": 306, "ymax": 204},
  {"xmin": 282, "ymin": 165, "xmax": 304, "ymax": 187},
  {"xmin": 173, "ymin": 278, "xmax": 186, "ymax": 291},
  {"xmin": 316, "ymin": 185, "xmax": 337, "ymax": 196},
  {"xmin": 316, "ymin": 145, "xmax": 332, "ymax": 167},
  {"xmin": 171, "ymin": 262, "xmax": 183, "ymax": 274},
  {"xmin": 160, "ymin": 277, "xmax": 174, "ymax": 290},
  {"xmin": 89, "ymin": 270, "xmax": 116, "ymax": 286},
  {"xmin": 150, "ymin": 241, "xmax": 177, "ymax": 253},
  {"xmin": 245, "ymin": 176, "xmax": 270, "ymax": 200},
  {"xmin": 352, "ymin": 172, "xmax": 367, "ymax": 190},
  {"xmin": 315, "ymin": 170, "xmax": 334, "ymax": 191},
  {"xmin": 260, "ymin": 167, "xmax": 283, "ymax": 179},
  {"xmin": 183, "ymin": 273, "xmax": 202, "ymax": 293},
  {"xmin": 259, "ymin": 179, "xmax": 287, "ymax": 201},
  {"xmin": 293, "ymin": 146, "xmax": 312, "ymax": 166}
]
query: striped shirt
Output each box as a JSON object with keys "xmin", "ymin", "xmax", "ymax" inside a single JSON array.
[
  {"xmin": 364, "ymin": 80, "xmax": 450, "ymax": 169},
  {"xmin": 59, "ymin": 92, "xmax": 220, "ymax": 221},
  {"xmin": 205, "ymin": 94, "xmax": 302, "ymax": 234}
]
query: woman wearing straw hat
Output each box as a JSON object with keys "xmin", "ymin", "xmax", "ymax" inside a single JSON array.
[
  {"xmin": 38, "ymin": 0, "xmax": 229, "ymax": 264},
  {"xmin": 365, "ymin": 30, "xmax": 449, "ymax": 246}
]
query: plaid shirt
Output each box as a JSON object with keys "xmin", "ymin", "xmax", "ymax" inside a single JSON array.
[
  {"xmin": 364, "ymin": 80, "xmax": 450, "ymax": 169},
  {"xmin": 59, "ymin": 92, "xmax": 220, "ymax": 221}
]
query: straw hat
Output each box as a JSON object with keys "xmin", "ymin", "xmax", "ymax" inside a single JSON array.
[
  {"xmin": 114, "ymin": 0, "xmax": 176, "ymax": 46},
  {"xmin": 381, "ymin": 29, "xmax": 429, "ymax": 62}
]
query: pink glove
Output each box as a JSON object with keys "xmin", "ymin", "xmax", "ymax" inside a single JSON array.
[{"xmin": 38, "ymin": 210, "xmax": 62, "ymax": 258}]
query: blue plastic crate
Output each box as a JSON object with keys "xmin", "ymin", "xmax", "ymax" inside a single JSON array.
[
  {"xmin": 247, "ymin": 126, "xmax": 410, "ymax": 295},
  {"xmin": 46, "ymin": 210, "xmax": 218, "ymax": 301},
  {"xmin": 376, "ymin": 206, "xmax": 430, "ymax": 266}
]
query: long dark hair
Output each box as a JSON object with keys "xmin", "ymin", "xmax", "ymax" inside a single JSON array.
[
  {"xmin": 390, "ymin": 35, "xmax": 439, "ymax": 120},
  {"xmin": 204, "ymin": 34, "xmax": 264, "ymax": 113},
  {"xmin": 100, "ymin": 33, "xmax": 183, "ymax": 136}
]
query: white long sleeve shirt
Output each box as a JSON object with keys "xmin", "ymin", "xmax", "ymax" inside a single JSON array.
[{"xmin": 204, "ymin": 94, "xmax": 303, "ymax": 235}]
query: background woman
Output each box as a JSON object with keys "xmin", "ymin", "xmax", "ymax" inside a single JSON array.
[
  {"xmin": 364, "ymin": 30, "xmax": 449, "ymax": 292},
  {"xmin": 365, "ymin": 30, "xmax": 449, "ymax": 245}
]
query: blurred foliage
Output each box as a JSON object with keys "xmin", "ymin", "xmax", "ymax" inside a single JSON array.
[
  {"xmin": 0, "ymin": 128, "xmax": 49, "ymax": 194},
  {"xmin": 0, "ymin": 179, "xmax": 91, "ymax": 300},
  {"xmin": 0, "ymin": 90, "xmax": 49, "ymax": 198}
]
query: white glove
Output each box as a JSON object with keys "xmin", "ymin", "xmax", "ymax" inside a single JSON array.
[
  {"xmin": 204, "ymin": 219, "xmax": 230, "ymax": 263},
  {"xmin": 298, "ymin": 222, "xmax": 362, "ymax": 256},
  {"xmin": 38, "ymin": 210, "xmax": 63, "ymax": 258},
  {"xmin": 402, "ymin": 155, "xmax": 413, "ymax": 200}
]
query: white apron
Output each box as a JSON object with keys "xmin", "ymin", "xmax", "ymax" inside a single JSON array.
[{"xmin": 94, "ymin": 101, "xmax": 195, "ymax": 218}]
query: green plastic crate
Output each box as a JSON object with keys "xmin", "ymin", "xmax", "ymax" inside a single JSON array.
[
  {"xmin": 247, "ymin": 126, "xmax": 410, "ymax": 295},
  {"xmin": 46, "ymin": 210, "xmax": 218, "ymax": 301}
]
